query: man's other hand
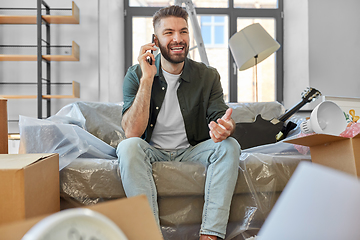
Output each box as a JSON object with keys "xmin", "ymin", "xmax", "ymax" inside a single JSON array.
[{"xmin": 208, "ymin": 108, "xmax": 235, "ymax": 143}]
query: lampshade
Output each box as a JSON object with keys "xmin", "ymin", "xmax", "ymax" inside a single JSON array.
[{"xmin": 229, "ymin": 23, "xmax": 280, "ymax": 71}]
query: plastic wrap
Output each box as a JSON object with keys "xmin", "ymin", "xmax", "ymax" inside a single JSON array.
[
  {"xmin": 19, "ymin": 101, "xmax": 310, "ymax": 240},
  {"xmin": 19, "ymin": 102, "xmax": 125, "ymax": 170},
  {"xmin": 340, "ymin": 122, "xmax": 360, "ymax": 138}
]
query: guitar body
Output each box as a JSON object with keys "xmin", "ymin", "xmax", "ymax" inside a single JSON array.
[
  {"xmin": 231, "ymin": 87, "xmax": 321, "ymax": 150},
  {"xmin": 232, "ymin": 115, "xmax": 283, "ymax": 150}
]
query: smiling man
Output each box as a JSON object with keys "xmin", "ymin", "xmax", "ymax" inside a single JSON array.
[{"xmin": 117, "ymin": 5, "xmax": 241, "ymax": 240}]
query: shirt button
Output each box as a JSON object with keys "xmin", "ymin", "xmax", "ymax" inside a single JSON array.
[
  {"xmin": 150, "ymin": 124, "xmax": 154, "ymax": 127},
  {"xmin": 162, "ymin": 87, "xmax": 165, "ymax": 90},
  {"xmin": 156, "ymin": 107, "xmax": 159, "ymax": 110}
]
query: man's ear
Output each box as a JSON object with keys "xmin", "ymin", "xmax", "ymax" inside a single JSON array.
[{"xmin": 154, "ymin": 35, "xmax": 159, "ymax": 47}]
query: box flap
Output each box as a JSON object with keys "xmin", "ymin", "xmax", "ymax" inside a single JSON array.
[
  {"xmin": 0, "ymin": 154, "xmax": 55, "ymax": 170},
  {"xmin": 353, "ymin": 133, "xmax": 360, "ymax": 139},
  {"xmin": 0, "ymin": 195, "xmax": 163, "ymax": 240},
  {"xmin": 285, "ymin": 134, "xmax": 347, "ymax": 147}
]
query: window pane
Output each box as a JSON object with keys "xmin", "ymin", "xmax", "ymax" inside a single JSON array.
[
  {"xmin": 192, "ymin": 0, "xmax": 228, "ymax": 8},
  {"xmin": 132, "ymin": 17, "xmax": 154, "ymax": 65},
  {"xmin": 201, "ymin": 16, "xmax": 212, "ymax": 23},
  {"xmin": 129, "ymin": 0, "xmax": 173, "ymax": 7},
  {"xmin": 195, "ymin": 15, "xmax": 229, "ymax": 101},
  {"xmin": 214, "ymin": 16, "xmax": 225, "ymax": 23},
  {"xmin": 201, "ymin": 26, "xmax": 212, "ymax": 44},
  {"xmin": 236, "ymin": 18, "xmax": 276, "ymax": 102},
  {"xmin": 214, "ymin": 26, "xmax": 224, "ymax": 44},
  {"xmin": 129, "ymin": 0, "xmax": 228, "ymax": 8},
  {"xmin": 234, "ymin": 0, "xmax": 277, "ymax": 8}
]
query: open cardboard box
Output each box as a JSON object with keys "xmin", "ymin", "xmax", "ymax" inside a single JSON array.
[
  {"xmin": 0, "ymin": 195, "xmax": 164, "ymax": 240},
  {"xmin": 285, "ymin": 133, "xmax": 360, "ymax": 177},
  {"xmin": 0, "ymin": 98, "xmax": 8, "ymax": 154},
  {"xmin": 0, "ymin": 153, "xmax": 60, "ymax": 225}
]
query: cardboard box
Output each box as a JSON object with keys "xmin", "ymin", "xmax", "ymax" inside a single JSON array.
[
  {"xmin": 0, "ymin": 195, "xmax": 164, "ymax": 240},
  {"xmin": 285, "ymin": 134, "xmax": 360, "ymax": 177},
  {"xmin": 0, "ymin": 153, "xmax": 60, "ymax": 225},
  {"xmin": 0, "ymin": 98, "xmax": 8, "ymax": 154}
]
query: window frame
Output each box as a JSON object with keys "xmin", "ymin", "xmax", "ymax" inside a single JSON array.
[{"xmin": 124, "ymin": 0, "xmax": 284, "ymax": 103}]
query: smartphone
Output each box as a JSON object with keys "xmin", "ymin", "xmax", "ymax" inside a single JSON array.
[{"xmin": 147, "ymin": 34, "xmax": 155, "ymax": 65}]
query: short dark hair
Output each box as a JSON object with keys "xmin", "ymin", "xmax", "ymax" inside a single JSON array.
[{"xmin": 153, "ymin": 5, "xmax": 188, "ymax": 30}]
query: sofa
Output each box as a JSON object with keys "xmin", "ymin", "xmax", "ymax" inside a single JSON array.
[{"xmin": 19, "ymin": 101, "xmax": 311, "ymax": 240}]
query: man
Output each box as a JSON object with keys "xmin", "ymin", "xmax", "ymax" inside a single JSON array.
[{"xmin": 117, "ymin": 5, "xmax": 240, "ymax": 240}]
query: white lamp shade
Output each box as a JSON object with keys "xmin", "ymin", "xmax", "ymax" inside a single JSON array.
[{"xmin": 229, "ymin": 23, "xmax": 280, "ymax": 71}]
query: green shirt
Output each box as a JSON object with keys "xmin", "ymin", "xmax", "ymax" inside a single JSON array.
[{"xmin": 122, "ymin": 54, "xmax": 228, "ymax": 146}]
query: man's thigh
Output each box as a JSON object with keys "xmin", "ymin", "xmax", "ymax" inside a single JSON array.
[{"xmin": 180, "ymin": 139, "xmax": 218, "ymax": 165}]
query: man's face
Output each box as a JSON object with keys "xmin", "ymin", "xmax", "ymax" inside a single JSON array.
[{"xmin": 155, "ymin": 16, "xmax": 190, "ymax": 64}]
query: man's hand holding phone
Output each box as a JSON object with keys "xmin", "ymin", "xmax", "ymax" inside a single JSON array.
[
  {"xmin": 138, "ymin": 34, "xmax": 157, "ymax": 82},
  {"xmin": 147, "ymin": 34, "xmax": 155, "ymax": 65}
]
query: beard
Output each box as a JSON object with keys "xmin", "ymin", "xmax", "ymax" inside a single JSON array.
[{"xmin": 158, "ymin": 41, "xmax": 189, "ymax": 64}]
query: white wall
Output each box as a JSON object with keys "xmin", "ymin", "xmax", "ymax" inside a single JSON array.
[
  {"xmin": 283, "ymin": 0, "xmax": 310, "ymax": 110},
  {"xmin": 99, "ymin": 0, "xmax": 124, "ymax": 103},
  {"xmin": 284, "ymin": 0, "xmax": 360, "ymax": 110},
  {"xmin": 0, "ymin": 0, "xmax": 125, "ymax": 133},
  {"xmin": 308, "ymin": 0, "xmax": 360, "ymax": 98}
]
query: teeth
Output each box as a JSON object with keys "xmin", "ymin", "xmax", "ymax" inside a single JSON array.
[{"xmin": 171, "ymin": 47, "xmax": 183, "ymax": 50}]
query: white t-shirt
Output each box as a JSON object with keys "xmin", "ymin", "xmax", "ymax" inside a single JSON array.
[{"xmin": 149, "ymin": 69, "xmax": 190, "ymax": 150}]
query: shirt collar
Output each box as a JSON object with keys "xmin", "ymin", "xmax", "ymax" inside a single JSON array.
[{"xmin": 154, "ymin": 54, "xmax": 191, "ymax": 83}]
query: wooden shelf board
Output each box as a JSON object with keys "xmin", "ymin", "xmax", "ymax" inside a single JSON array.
[
  {"xmin": 0, "ymin": 55, "xmax": 37, "ymax": 61},
  {"xmin": 0, "ymin": 41, "xmax": 79, "ymax": 61},
  {"xmin": 0, "ymin": 1, "xmax": 79, "ymax": 24},
  {"xmin": 0, "ymin": 81, "xmax": 80, "ymax": 99},
  {"xmin": 0, "ymin": 16, "xmax": 37, "ymax": 24}
]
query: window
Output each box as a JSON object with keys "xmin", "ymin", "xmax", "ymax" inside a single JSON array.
[
  {"xmin": 124, "ymin": 0, "xmax": 283, "ymax": 103},
  {"xmin": 237, "ymin": 18, "xmax": 277, "ymax": 102},
  {"xmin": 201, "ymin": 16, "xmax": 226, "ymax": 47}
]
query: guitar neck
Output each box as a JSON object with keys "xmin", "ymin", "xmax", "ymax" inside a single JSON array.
[{"xmin": 278, "ymin": 98, "xmax": 309, "ymax": 122}]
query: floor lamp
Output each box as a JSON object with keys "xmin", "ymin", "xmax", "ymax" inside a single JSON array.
[{"xmin": 229, "ymin": 23, "xmax": 280, "ymax": 102}]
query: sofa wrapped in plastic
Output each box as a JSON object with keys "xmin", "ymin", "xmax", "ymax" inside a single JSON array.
[{"xmin": 19, "ymin": 101, "xmax": 310, "ymax": 240}]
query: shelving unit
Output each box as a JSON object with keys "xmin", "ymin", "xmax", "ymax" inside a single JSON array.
[{"xmin": 0, "ymin": 1, "xmax": 80, "ymax": 119}]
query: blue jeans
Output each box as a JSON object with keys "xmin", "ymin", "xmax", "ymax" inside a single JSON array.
[{"xmin": 116, "ymin": 137, "xmax": 240, "ymax": 239}]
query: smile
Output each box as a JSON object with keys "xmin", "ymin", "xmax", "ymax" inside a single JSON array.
[{"xmin": 170, "ymin": 46, "xmax": 184, "ymax": 52}]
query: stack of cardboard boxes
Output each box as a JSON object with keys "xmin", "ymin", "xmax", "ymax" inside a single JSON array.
[
  {"xmin": 0, "ymin": 99, "xmax": 163, "ymax": 240},
  {"xmin": 0, "ymin": 98, "xmax": 61, "ymax": 228}
]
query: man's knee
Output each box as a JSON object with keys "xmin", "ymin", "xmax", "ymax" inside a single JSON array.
[
  {"xmin": 116, "ymin": 137, "xmax": 148, "ymax": 167},
  {"xmin": 219, "ymin": 137, "xmax": 241, "ymax": 156},
  {"xmin": 117, "ymin": 137, "xmax": 145, "ymax": 155}
]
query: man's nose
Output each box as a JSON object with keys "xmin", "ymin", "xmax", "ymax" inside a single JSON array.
[{"xmin": 173, "ymin": 32, "xmax": 182, "ymax": 42}]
